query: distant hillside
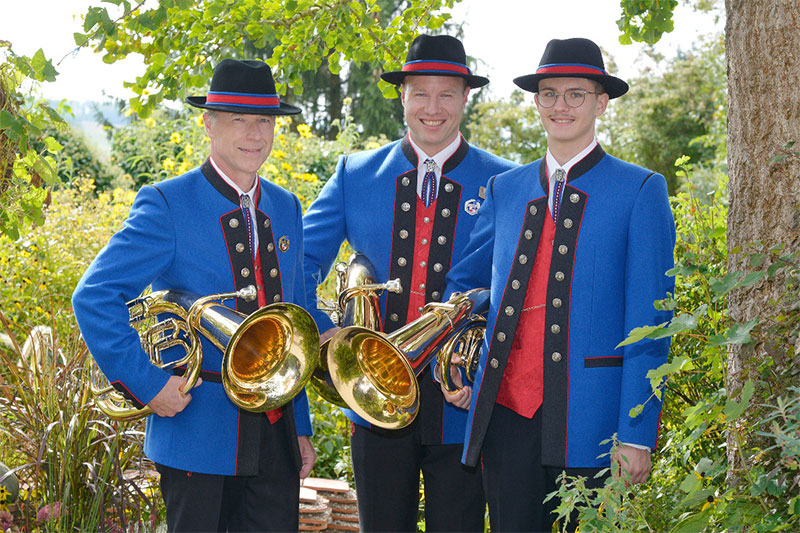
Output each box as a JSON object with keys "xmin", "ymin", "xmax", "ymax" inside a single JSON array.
[{"xmin": 49, "ymin": 100, "xmax": 130, "ymax": 157}]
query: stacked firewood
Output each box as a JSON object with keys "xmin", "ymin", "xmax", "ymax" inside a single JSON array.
[{"xmin": 299, "ymin": 477, "xmax": 359, "ymax": 531}]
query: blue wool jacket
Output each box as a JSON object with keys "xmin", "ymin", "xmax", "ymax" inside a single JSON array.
[
  {"xmin": 303, "ymin": 136, "xmax": 517, "ymax": 444},
  {"xmin": 73, "ymin": 161, "xmax": 313, "ymax": 476},
  {"xmin": 445, "ymin": 146, "xmax": 676, "ymax": 467}
]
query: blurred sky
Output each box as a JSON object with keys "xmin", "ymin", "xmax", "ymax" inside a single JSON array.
[{"xmin": 1, "ymin": 0, "xmax": 723, "ymax": 103}]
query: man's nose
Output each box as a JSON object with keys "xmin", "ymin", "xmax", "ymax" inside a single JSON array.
[
  {"xmin": 425, "ymin": 97, "xmax": 442, "ymax": 113},
  {"xmin": 553, "ymin": 93, "xmax": 570, "ymax": 110}
]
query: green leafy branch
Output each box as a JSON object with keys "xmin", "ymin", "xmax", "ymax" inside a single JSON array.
[
  {"xmin": 616, "ymin": 0, "xmax": 679, "ymax": 45},
  {"xmin": 77, "ymin": 0, "xmax": 460, "ymax": 116},
  {"xmin": 0, "ymin": 42, "xmax": 68, "ymax": 240}
]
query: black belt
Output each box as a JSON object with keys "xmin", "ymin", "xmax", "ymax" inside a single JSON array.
[{"xmin": 172, "ymin": 367, "xmax": 222, "ymax": 383}]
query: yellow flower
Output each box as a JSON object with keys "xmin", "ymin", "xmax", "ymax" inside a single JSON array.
[
  {"xmin": 177, "ymin": 160, "xmax": 190, "ymax": 175},
  {"xmin": 170, "ymin": 132, "xmax": 182, "ymax": 144},
  {"xmin": 365, "ymin": 141, "xmax": 382, "ymax": 150},
  {"xmin": 343, "ymin": 97, "xmax": 353, "ymax": 106},
  {"xmin": 281, "ymin": 162, "xmax": 293, "ymax": 171},
  {"xmin": 163, "ymin": 157, "xmax": 176, "ymax": 172},
  {"xmin": 184, "ymin": 143, "xmax": 194, "ymax": 156},
  {"xmin": 145, "ymin": 117, "xmax": 156, "ymax": 128},
  {"xmin": 194, "ymin": 114, "xmax": 204, "ymax": 128},
  {"xmin": 272, "ymin": 150, "xmax": 287, "ymax": 160},
  {"xmin": 297, "ymin": 123, "xmax": 312, "ymax": 139},
  {"xmin": 701, "ymin": 495, "xmax": 720, "ymax": 511},
  {"xmin": 0, "ymin": 485, "xmax": 10, "ymax": 502}
]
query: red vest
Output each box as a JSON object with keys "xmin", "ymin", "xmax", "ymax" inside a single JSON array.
[
  {"xmin": 405, "ymin": 197, "xmax": 437, "ymax": 323},
  {"xmin": 495, "ymin": 212, "xmax": 556, "ymax": 418}
]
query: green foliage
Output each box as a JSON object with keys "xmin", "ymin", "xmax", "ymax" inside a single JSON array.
[
  {"xmin": 42, "ymin": 123, "xmax": 118, "ymax": 190},
  {"xmin": 0, "ymin": 324, "xmax": 160, "ymax": 531},
  {"xmin": 0, "ymin": 181, "xmax": 134, "ymax": 343},
  {"xmin": 109, "ymin": 107, "xmax": 358, "ymax": 210},
  {"xmin": 605, "ymin": 36, "xmax": 726, "ymax": 194},
  {"xmin": 78, "ymin": 0, "xmax": 463, "ymax": 118},
  {"xmin": 0, "ymin": 42, "xmax": 67, "ymax": 240},
  {"xmin": 616, "ymin": 0, "xmax": 678, "ymax": 45},
  {"xmin": 307, "ymin": 389, "xmax": 353, "ymax": 482},
  {"xmin": 552, "ymin": 159, "xmax": 800, "ymax": 531},
  {"xmin": 464, "ymin": 91, "xmax": 547, "ymax": 165},
  {"xmin": 1, "ymin": 183, "xmax": 143, "ymax": 529}
]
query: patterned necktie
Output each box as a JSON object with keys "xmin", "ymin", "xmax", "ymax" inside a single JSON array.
[
  {"xmin": 240, "ymin": 194, "xmax": 255, "ymax": 257},
  {"xmin": 421, "ymin": 159, "xmax": 437, "ymax": 207},
  {"xmin": 552, "ymin": 168, "xmax": 566, "ymax": 221}
]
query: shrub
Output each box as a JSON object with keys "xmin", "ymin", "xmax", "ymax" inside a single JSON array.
[
  {"xmin": 551, "ymin": 161, "xmax": 800, "ymax": 531},
  {"xmin": 0, "ymin": 324, "xmax": 159, "ymax": 532}
]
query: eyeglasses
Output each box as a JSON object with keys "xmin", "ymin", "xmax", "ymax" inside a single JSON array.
[{"xmin": 536, "ymin": 89, "xmax": 600, "ymax": 108}]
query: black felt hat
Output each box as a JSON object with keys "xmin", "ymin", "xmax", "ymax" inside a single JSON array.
[
  {"xmin": 381, "ymin": 34, "xmax": 489, "ymax": 88},
  {"xmin": 513, "ymin": 38, "xmax": 628, "ymax": 99},
  {"xmin": 186, "ymin": 59, "xmax": 302, "ymax": 115}
]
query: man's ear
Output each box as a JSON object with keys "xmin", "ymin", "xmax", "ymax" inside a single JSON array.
[{"xmin": 595, "ymin": 92, "xmax": 610, "ymax": 117}]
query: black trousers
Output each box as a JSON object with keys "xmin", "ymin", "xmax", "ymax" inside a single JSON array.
[
  {"xmin": 156, "ymin": 415, "xmax": 299, "ymax": 532},
  {"xmin": 351, "ymin": 420, "xmax": 485, "ymax": 532},
  {"xmin": 482, "ymin": 404, "xmax": 607, "ymax": 533}
]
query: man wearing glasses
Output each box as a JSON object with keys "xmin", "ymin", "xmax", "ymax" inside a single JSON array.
[{"xmin": 441, "ymin": 38, "xmax": 676, "ymax": 531}]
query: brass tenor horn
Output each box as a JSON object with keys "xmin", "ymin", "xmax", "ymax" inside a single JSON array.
[
  {"xmin": 90, "ymin": 286, "xmax": 319, "ymax": 420},
  {"xmin": 308, "ymin": 253, "xmax": 401, "ymax": 406},
  {"xmin": 326, "ymin": 288, "xmax": 489, "ymax": 429}
]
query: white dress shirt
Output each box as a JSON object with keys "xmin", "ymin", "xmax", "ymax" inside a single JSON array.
[
  {"xmin": 408, "ymin": 133, "xmax": 462, "ymax": 201},
  {"xmin": 209, "ymin": 156, "xmax": 260, "ymax": 251}
]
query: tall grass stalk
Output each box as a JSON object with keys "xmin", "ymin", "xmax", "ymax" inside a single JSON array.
[{"xmin": 0, "ymin": 311, "xmax": 163, "ymax": 531}]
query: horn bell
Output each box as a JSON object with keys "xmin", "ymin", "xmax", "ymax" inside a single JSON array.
[
  {"xmin": 222, "ymin": 302, "xmax": 319, "ymax": 412},
  {"xmin": 326, "ymin": 326, "xmax": 418, "ymax": 429}
]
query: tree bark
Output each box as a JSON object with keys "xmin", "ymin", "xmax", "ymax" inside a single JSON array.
[{"xmin": 724, "ymin": 0, "xmax": 800, "ymax": 481}]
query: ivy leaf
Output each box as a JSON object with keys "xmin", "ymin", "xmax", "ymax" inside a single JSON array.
[
  {"xmin": 655, "ymin": 314, "xmax": 699, "ymax": 338},
  {"xmin": 646, "ymin": 356, "xmax": 691, "ymax": 391},
  {"xmin": 31, "ymin": 49, "xmax": 58, "ymax": 82},
  {"xmin": 709, "ymin": 319, "xmax": 758, "ymax": 346},
  {"xmin": 710, "ymin": 272, "xmax": 739, "ymax": 298},
  {"xmin": 616, "ymin": 322, "xmax": 668, "ymax": 348},
  {"xmin": 739, "ymin": 271, "xmax": 765, "ymax": 287},
  {"xmin": 723, "ymin": 379, "xmax": 754, "ymax": 421},
  {"xmin": 74, "ymin": 32, "xmax": 90, "ymax": 46}
]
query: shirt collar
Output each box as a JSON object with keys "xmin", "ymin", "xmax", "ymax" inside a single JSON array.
[
  {"xmin": 545, "ymin": 139, "xmax": 598, "ymax": 181},
  {"xmin": 209, "ymin": 156, "xmax": 259, "ymax": 198},
  {"xmin": 407, "ymin": 132, "xmax": 462, "ymax": 171}
]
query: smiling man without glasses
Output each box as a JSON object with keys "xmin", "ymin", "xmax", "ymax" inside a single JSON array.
[
  {"xmin": 302, "ymin": 34, "xmax": 517, "ymax": 532},
  {"xmin": 73, "ymin": 59, "xmax": 316, "ymax": 532}
]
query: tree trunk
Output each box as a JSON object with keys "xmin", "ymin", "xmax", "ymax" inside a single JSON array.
[{"xmin": 724, "ymin": 0, "xmax": 800, "ymax": 481}]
